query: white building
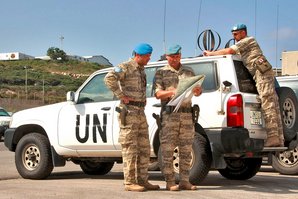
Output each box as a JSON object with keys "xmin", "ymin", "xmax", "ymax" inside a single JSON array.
[
  {"xmin": 67, "ymin": 54, "xmax": 113, "ymax": 66},
  {"xmin": 83, "ymin": 55, "xmax": 113, "ymax": 66},
  {"xmin": 282, "ymin": 51, "xmax": 298, "ymax": 75},
  {"xmin": 1, "ymin": 51, "xmax": 113, "ymax": 66},
  {"xmin": 0, "ymin": 52, "xmax": 34, "ymax": 60},
  {"xmin": 35, "ymin": 55, "xmax": 51, "ymax": 60}
]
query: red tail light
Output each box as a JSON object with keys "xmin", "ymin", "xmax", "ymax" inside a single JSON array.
[{"xmin": 227, "ymin": 94, "xmax": 244, "ymax": 127}]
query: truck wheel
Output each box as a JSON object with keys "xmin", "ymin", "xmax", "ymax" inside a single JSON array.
[
  {"xmin": 276, "ymin": 87, "xmax": 298, "ymax": 141},
  {"xmin": 80, "ymin": 161, "xmax": 114, "ymax": 175},
  {"xmin": 218, "ymin": 157, "xmax": 262, "ymax": 180},
  {"xmin": 158, "ymin": 132, "xmax": 212, "ymax": 185},
  {"xmin": 271, "ymin": 146, "xmax": 298, "ymax": 175},
  {"xmin": 189, "ymin": 133, "xmax": 212, "ymax": 184},
  {"xmin": 15, "ymin": 133, "xmax": 53, "ymax": 179}
]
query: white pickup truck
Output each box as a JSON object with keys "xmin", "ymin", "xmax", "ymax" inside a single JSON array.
[{"xmin": 4, "ymin": 55, "xmax": 297, "ymax": 183}]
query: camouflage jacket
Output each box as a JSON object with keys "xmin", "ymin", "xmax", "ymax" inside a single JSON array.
[
  {"xmin": 104, "ymin": 59, "xmax": 147, "ymax": 102},
  {"xmin": 154, "ymin": 64, "xmax": 195, "ymax": 107},
  {"xmin": 230, "ymin": 36, "xmax": 272, "ymax": 75}
]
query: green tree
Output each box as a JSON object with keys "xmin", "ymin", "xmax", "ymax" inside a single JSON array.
[{"xmin": 47, "ymin": 47, "xmax": 68, "ymax": 61}]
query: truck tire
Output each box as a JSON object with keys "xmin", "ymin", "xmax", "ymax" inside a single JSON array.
[
  {"xmin": 80, "ymin": 161, "xmax": 114, "ymax": 175},
  {"xmin": 189, "ymin": 133, "xmax": 212, "ymax": 184},
  {"xmin": 271, "ymin": 146, "xmax": 298, "ymax": 175},
  {"xmin": 276, "ymin": 87, "xmax": 298, "ymax": 141},
  {"xmin": 15, "ymin": 133, "xmax": 53, "ymax": 179},
  {"xmin": 158, "ymin": 132, "xmax": 212, "ymax": 185},
  {"xmin": 218, "ymin": 157, "xmax": 262, "ymax": 180}
]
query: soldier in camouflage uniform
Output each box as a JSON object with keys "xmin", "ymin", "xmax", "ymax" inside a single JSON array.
[
  {"xmin": 154, "ymin": 44, "xmax": 202, "ymax": 191},
  {"xmin": 203, "ymin": 23, "xmax": 284, "ymax": 147},
  {"xmin": 104, "ymin": 43, "xmax": 160, "ymax": 192}
]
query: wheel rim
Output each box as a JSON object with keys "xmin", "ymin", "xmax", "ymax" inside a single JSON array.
[
  {"xmin": 22, "ymin": 144, "xmax": 41, "ymax": 171},
  {"xmin": 276, "ymin": 147, "xmax": 298, "ymax": 167},
  {"xmin": 172, "ymin": 147, "xmax": 194, "ymax": 173},
  {"xmin": 282, "ymin": 98, "xmax": 296, "ymax": 129}
]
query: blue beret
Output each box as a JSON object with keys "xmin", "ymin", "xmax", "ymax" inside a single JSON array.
[
  {"xmin": 231, "ymin": 23, "xmax": 247, "ymax": 32},
  {"xmin": 166, "ymin": 44, "xmax": 182, "ymax": 55},
  {"xmin": 133, "ymin": 43, "xmax": 153, "ymax": 55}
]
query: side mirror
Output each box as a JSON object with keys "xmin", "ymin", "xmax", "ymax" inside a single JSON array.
[
  {"xmin": 153, "ymin": 103, "xmax": 161, "ymax": 107},
  {"xmin": 66, "ymin": 91, "xmax": 75, "ymax": 102}
]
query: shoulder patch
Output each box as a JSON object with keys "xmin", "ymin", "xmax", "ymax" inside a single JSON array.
[{"xmin": 114, "ymin": 66, "xmax": 123, "ymax": 73}]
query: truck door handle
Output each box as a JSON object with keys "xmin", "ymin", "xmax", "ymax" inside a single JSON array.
[
  {"xmin": 101, "ymin": 107, "xmax": 111, "ymax": 111},
  {"xmin": 153, "ymin": 103, "xmax": 161, "ymax": 107}
]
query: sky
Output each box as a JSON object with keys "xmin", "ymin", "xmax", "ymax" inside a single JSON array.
[{"xmin": 1, "ymin": 0, "xmax": 297, "ymax": 68}]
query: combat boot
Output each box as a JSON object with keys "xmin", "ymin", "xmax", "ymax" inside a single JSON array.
[
  {"xmin": 140, "ymin": 182, "xmax": 160, "ymax": 190},
  {"xmin": 166, "ymin": 182, "xmax": 179, "ymax": 191},
  {"xmin": 179, "ymin": 181, "xmax": 197, "ymax": 190},
  {"xmin": 264, "ymin": 136, "xmax": 282, "ymax": 147},
  {"xmin": 124, "ymin": 184, "xmax": 146, "ymax": 192}
]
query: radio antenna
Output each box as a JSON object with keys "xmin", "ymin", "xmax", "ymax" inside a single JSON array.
[
  {"xmin": 195, "ymin": 0, "xmax": 203, "ymax": 56},
  {"xmin": 163, "ymin": 0, "xmax": 167, "ymax": 54},
  {"xmin": 275, "ymin": 0, "xmax": 280, "ymax": 75},
  {"xmin": 254, "ymin": 0, "xmax": 257, "ymax": 38}
]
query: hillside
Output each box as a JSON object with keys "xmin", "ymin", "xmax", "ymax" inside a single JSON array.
[{"xmin": 0, "ymin": 59, "xmax": 110, "ymax": 112}]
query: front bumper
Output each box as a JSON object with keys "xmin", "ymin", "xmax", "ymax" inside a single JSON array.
[{"xmin": 4, "ymin": 128, "xmax": 16, "ymax": 151}]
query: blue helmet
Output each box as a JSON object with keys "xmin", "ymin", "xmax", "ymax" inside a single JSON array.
[
  {"xmin": 133, "ymin": 43, "xmax": 153, "ymax": 55},
  {"xmin": 231, "ymin": 23, "xmax": 247, "ymax": 32},
  {"xmin": 166, "ymin": 44, "xmax": 182, "ymax": 55}
]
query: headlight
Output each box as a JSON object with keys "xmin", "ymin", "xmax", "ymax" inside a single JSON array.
[{"xmin": 0, "ymin": 120, "xmax": 10, "ymax": 126}]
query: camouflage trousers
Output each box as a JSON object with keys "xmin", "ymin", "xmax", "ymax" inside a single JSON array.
[
  {"xmin": 254, "ymin": 70, "xmax": 284, "ymax": 142},
  {"xmin": 118, "ymin": 105, "xmax": 150, "ymax": 185},
  {"xmin": 160, "ymin": 111, "xmax": 194, "ymax": 183}
]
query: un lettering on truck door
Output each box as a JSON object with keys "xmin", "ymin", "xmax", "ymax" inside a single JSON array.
[{"xmin": 57, "ymin": 102, "xmax": 115, "ymax": 150}]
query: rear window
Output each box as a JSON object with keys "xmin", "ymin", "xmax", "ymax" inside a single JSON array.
[
  {"xmin": 187, "ymin": 61, "xmax": 219, "ymax": 91},
  {"xmin": 234, "ymin": 60, "xmax": 258, "ymax": 94},
  {"xmin": 148, "ymin": 61, "xmax": 219, "ymax": 97}
]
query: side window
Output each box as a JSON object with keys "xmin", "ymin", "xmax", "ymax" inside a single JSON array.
[
  {"xmin": 0, "ymin": 109, "xmax": 10, "ymax": 116},
  {"xmin": 187, "ymin": 62, "xmax": 219, "ymax": 91},
  {"xmin": 234, "ymin": 60, "xmax": 258, "ymax": 94},
  {"xmin": 145, "ymin": 67, "xmax": 158, "ymax": 97},
  {"xmin": 77, "ymin": 73, "xmax": 114, "ymax": 104}
]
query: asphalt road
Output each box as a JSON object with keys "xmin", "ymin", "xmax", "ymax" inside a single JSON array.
[{"xmin": 0, "ymin": 142, "xmax": 298, "ymax": 199}]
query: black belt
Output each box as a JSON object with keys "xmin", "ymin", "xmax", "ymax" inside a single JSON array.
[
  {"xmin": 165, "ymin": 106, "xmax": 192, "ymax": 113},
  {"xmin": 127, "ymin": 101, "xmax": 145, "ymax": 107}
]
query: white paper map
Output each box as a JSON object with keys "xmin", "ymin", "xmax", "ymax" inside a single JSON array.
[{"xmin": 167, "ymin": 74, "xmax": 205, "ymax": 112}]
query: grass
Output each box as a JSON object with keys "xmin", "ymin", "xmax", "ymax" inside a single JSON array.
[{"xmin": 0, "ymin": 59, "xmax": 110, "ymax": 111}]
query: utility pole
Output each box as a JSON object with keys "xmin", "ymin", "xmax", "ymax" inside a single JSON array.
[
  {"xmin": 24, "ymin": 66, "xmax": 28, "ymax": 100},
  {"xmin": 59, "ymin": 35, "xmax": 64, "ymax": 50},
  {"xmin": 42, "ymin": 74, "xmax": 45, "ymax": 104}
]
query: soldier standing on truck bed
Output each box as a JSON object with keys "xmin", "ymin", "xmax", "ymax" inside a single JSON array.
[
  {"xmin": 203, "ymin": 23, "xmax": 284, "ymax": 147},
  {"xmin": 154, "ymin": 44, "xmax": 202, "ymax": 191},
  {"xmin": 104, "ymin": 43, "xmax": 160, "ymax": 192}
]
